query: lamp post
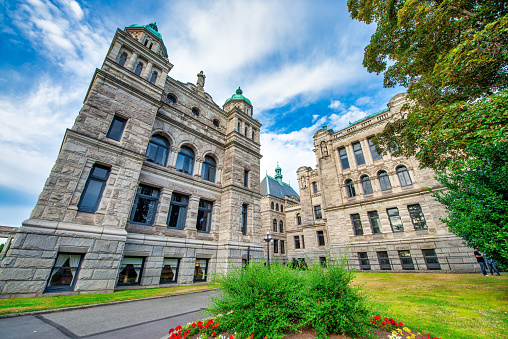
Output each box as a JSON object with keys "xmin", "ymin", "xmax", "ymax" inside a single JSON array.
[{"xmin": 263, "ymin": 232, "xmax": 272, "ymax": 268}]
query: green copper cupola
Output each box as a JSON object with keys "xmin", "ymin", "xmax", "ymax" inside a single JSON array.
[
  {"xmin": 223, "ymin": 87, "xmax": 253, "ymax": 116},
  {"xmin": 274, "ymin": 162, "xmax": 283, "ymax": 184}
]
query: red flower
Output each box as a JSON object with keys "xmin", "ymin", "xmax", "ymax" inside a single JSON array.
[
  {"xmin": 212, "ymin": 332, "xmax": 217, "ymax": 336},
  {"xmin": 183, "ymin": 334, "xmax": 187, "ymax": 339},
  {"xmin": 375, "ymin": 315, "xmax": 381, "ymax": 320},
  {"xmin": 175, "ymin": 326, "xmax": 182, "ymax": 331},
  {"xmin": 215, "ymin": 322, "xmax": 220, "ymax": 327},
  {"xmin": 370, "ymin": 319, "xmax": 376, "ymax": 324},
  {"xmin": 398, "ymin": 322, "xmax": 403, "ymax": 327},
  {"xmin": 381, "ymin": 322, "xmax": 386, "ymax": 325},
  {"xmin": 384, "ymin": 318, "xmax": 389, "ymax": 321},
  {"xmin": 191, "ymin": 323, "xmax": 197, "ymax": 328},
  {"xmin": 229, "ymin": 336, "xmax": 235, "ymax": 339},
  {"xmin": 169, "ymin": 329, "xmax": 175, "ymax": 334}
]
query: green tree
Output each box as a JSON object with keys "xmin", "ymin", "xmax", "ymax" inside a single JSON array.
[
  {"xmin": 347, "ymin": 0, "xmax": 508, "ymax": 170},
  {"xmin": 434, "ymin": 143, "xmax": 508, "ymax": 266}
]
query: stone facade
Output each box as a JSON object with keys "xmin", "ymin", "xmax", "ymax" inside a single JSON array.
[
  {"xmin": 0, "ymin": 23, "xmax": 263, "ymax": 297},
  {"xmin": 266, "ymin": 94, "xmax": 477, "ymax": 272}
]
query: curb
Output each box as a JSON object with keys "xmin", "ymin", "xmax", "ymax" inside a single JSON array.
[{"xmin": 0, "ymin": 287, "xmax": 220, "ymax": 319}]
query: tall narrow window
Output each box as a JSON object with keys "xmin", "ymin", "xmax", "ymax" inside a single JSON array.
[
  {"xmin": 345, "ymin": 179, "xmax": 356, "ymax": 198},
  {"xmin": 244, "ymin": 126, "xmax": 248, "ymax": 136},
  {"xmin": 160, "ymin": 258, "xmax": 179, "ymax": 284},
  {"xmin": 149, "ymin": 42, "xmax": 153, "ymax": 49},
  {"xmin": 314, "ymin": 205, "xmax": 322, "ymax": 219},
  {"xmin": 279, "ymin": 220, "xmax": 284, "ymax": 233},
  {"xmin": 78, "ymin": 164, "xmax": 110, "ymax": 213},
  {"xmin": 167, "ymin": 193, "xmax": 189, "ymax": 229},
  {"xmin": 352, "ymin": 142, "xmax": 365, "ymax": 165},
  {"xmin": 238, "ymin": 121, "xmax": 241, "ymax": 132},
  {"xmin": 377, "ymin": 251, "xmax": 391, "ymax": 270},
  {"xmin": 273, "ymin": 219, "xmax": 277, "ymax": 232},
  {"xmin": 194, "ymin": 259, "xmax": 209, "ymax": 281},
  {"xmin": 358, "ymin": 252, "xmax": 371, "ymax": 270},
  {"xmin": 118, "ymin": 257, "xmax": 144, "ymax": 285},
  {"xmin": 368, "ymin": 137, "xmax": 383, "ymax": 161},
  {"xmin": 378, "ymin": 171, "xmax": 392, "ymax": 191},
  {"xmin": 134, "ymin": 63, "xmax": 143, "ymax": 75},
  {"xmin": 408, "ymin": 204, "xmax": 427, "ymax": 230},
  {"xmin": 106, "ymin": 115, "xmax": 127, "ymax": 141},
  {"xmin": 130, "ymin": 185, "xmax": 159, "ymax": 226},
  {"xmin": 252, "ymin": 131, "xmax": 255, "ymax": 140},
  {"xmin": 422, "ymin": 249, "xmax": 441, "ymax": 270},
  {"xmin": 399, "ymin": 250, "xmax": 415, "ymax": 270},
  {"xmin": 294, "ymin": 236, "xmax": 301, "ymax": 249},
  {"xmin": 368, "ymin": 211, "xmax": 382, "ymax": 234},
  {"xmin": 281, "ymin": 205, "xmax": 283, "ymax": 212},
  {"xmin": 201, "ymin": 156, "xmax": 216, "ymax": 182},
  {"xmin": 280, "ymin": 240, "xmax": 285, "ymax": 254},
  {"xmin": 149, "ymin": 71, "xmax": 158, "ymax": 84},
  {"xmin": 118, "ymin": 52, "xmax": 127, "ymax": 67},
  {"xmin": 296, "ymin": 213, "xmax": 302, "ymax": 225},
  {"xmin": 351, "ymin": 213, "xmax": 363, "ymax": 236},
  {"xmin": 301, "ymin": 235, "xmax": 305, "ymax": 248},
  {"xmin": 176, "ymin": 146, "xmax": 195, "ymax": 175},
  {"xmin": 196, "ymin": 199, "xmax": 213, "ymax": 232},
  {"xmin": 317, "ymin": 230, "xmax": 325, "ymax": 246},
  {"xmin": 144, "ymin": 39, "xmax": 148, "ymax": 46},
  {"xmin": 387, "ymin": 207, "xmax": 404, "ymax": 232},
  {"xmin": 338, "ymin": 147, "xmax": 350, "ymax": 170},
  {"xmin": 241, "ymin": 204, "xmax": 248, "ymax": 235},
  {"xmin": 271, "ymin": 202, "xmax": 274, "ymax": 210},
  {"xmin": 312, "ymin": 182, "xmax": 318, "ymax": 193},
  {"xmin": 146, "ymin": 135, "xmax": 169, "ymax": 166},
  {"xmin": 46, "ymin": 253, "xmax": 83, "ymax": 291},
  {"xmin": 244, "ymin": 170, "xmax": 249, "ymax": 187},
  {"xmin": 276, "ymin": 203, "xmax": 279, "ymax": 211},
  {"xmin": 361, "ymin": 175, "xmax": 373, "ymax": 195},
  {"xmin": 397, "ymin": 166, "xmax": 412, "ymax": 187},
  {"xmin": 273, "ymin": 239, "xmax": 279, "ymax": 253}
]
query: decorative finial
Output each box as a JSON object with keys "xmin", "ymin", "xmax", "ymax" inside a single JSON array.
[
  {"xmin": 236, "ymin": 87, "xmax": 243, "ymax": 95},
  {"xmin": 322, "ymin": 124, "xmax": 327, "ymax": 130}
]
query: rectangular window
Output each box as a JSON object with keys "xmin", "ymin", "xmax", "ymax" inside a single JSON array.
[
  {"xmin": 160, "ymin": 258, "xmax": 179, "ymax": 284},
  {"xmin": 368, "ymin": 137, "xmax": 383, "ymax": 161},
  {"xmin": 377, "ymin": 251, "xmax": 391, "ymax": 270},
  {"xmin": 422, "ymin": 249, "xmax": 441, "ymax": 270},
  {"xmin": 167, "ymin": 193, "xmax": 189, "ymax": 229},
  {"xmin": 387, "ymin": 208, "xmax": 404, "ymax": 232},
  {"xmin": 194, "ymin": 259, "xmax": 209, "ymax": 281},
  {"xmin": 301, "ymin": 235, "xmax": 305, "ymax": 249},
  {"xmin": 398, "ymin": 250, "xmax": 415, "ymax": 270},
  {"xmin": 352, "ymin": 142, "xmax": 365, "ymax": 165},
  {"xmin": 274, "ymin": 239, "xmax": 279, "ymax": 253},
  {"xmin": 106, "ymin": 115, "xmax": 127, "ymax": 141},
  {"xmin": 118, "ymin": 257, "xmax": 144, "ymax": 285},
  {"xmin": 241, "ymin": 204, "xmax": 248, "ymax": 235},
  {"xmin": 46, "ymin": 253, "xmax": 83, "ymax": 291},
  {"xmin": 130, "ymin": 185, "xmax": 159, "ymax": 226},
  {"xmin": 338, "ymin": 147, "xmax": 350, "ymax": 170},
  {"xmin": 358, "ymin": 252, "xmax": 371, "ymax": 270},
  {"xmin": 319, "ymin": 256, "xmax": 327, "ymax": 267},
  {"xmin": 368, "ymin": 211, "xmax": 382, "ymax": 234},
  {"xmin": 78, "ymin": 164, "xmax": 110, "ymax": 213},
  {"xmin": 351, "ymin": 213, "xmax": 363, "ymax": 236},
  {"xmin": 317, "ymin": 230, "xmax": 325, "ymax": 246},
  {"xmin": 244, "ymin": 170, "xmax": 249, "ymax": 187},
  {"xmin": 294, "ymin": 235, "xmax": 301, "ymax": 249},
  {"xmin": 408, "ymin": 204, "xmax": 427, "ymax": 230},
  {"xmin": 312, "ymin": 182, "xmax": 318, "ymax": 193},
  {"xmin": 314, "ymin": 205, "xmax": 322, "ymax": 219},
  {"xmin": 196, "ymin": 200, "xmax": 213, "ymax": 232},
  {"xmin": 280, "ymin": 240, "xmax": 285, "ymax": 254}
]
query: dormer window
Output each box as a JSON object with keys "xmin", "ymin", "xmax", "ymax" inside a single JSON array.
[
  {"xmin": 149, "ymin": 71, "xmax": 158, "ymax": 84},
  {"xmin": 134, "ymin": 63, "xmax": 143, "ymax": 76}
]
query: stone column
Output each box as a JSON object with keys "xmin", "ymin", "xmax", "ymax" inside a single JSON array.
[
  {"xmin": 142, "ymin": 62, "xmax": 153, "ymax": 80},
  {"xmin": 216, "ymin": 166, "xmax": 223, "ymax": 185},
  {"xmin": 154, "ymin": 188, "xmax": 173, "ymax": 227},
  {"xmin": 125, "ymin": 52, "xmax": 138, "ymax": 71},
  {"xmin": 194, "ymin": 158, "xmax": 203, "ymax": 178},
  {"xmin": 346, "ymin": 144, "xmax": 355, "ymax": 170}
]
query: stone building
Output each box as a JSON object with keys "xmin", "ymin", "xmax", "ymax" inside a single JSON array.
[
  {"xmin": 0, "ymin": 23, "xmax": 263, "ymax": 297},
  {"xmin": 275, "ymin": 94, "xmax": 476, "ymax": 272}
]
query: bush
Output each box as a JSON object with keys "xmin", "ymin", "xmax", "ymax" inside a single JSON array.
[{"xmin": 206, "ymin": 255, "xmax": 372, "ymax": 339}]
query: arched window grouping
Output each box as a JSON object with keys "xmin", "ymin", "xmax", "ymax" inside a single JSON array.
[
  {"xmin": 397, "ymin": 166, "xmax": 412, "ymax": 187},
  {"xmin": 146, "ymin": 135, "xmax": 169, "ymax": 166},
  {"xmin": 201, "ymin": 156, "xmax": 216, "ymax": 182},
  {"xmin": 378, "ymin": 171, "xmax": 392, "ymax": 191},
  {"xmin": 176, "ymin": 146, "xmax": 195, "ymax": 175}
]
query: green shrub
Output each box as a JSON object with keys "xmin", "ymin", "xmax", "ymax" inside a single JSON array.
[{"xmin": 206, "ymin": 255, "xmax": 372, "ymax": 339}]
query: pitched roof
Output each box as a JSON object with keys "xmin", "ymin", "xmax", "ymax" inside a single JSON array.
[{"xmin": 260, "ymin": 174, "xmax": 300, "ymax": 200}]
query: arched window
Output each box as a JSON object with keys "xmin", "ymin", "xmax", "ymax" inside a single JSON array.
[
  {"xmin": 361, "ymin": 175, "xmax": 373, "ymax": 195},
  {"xmin": 252, "ymin": 131, "xmax": 255, "ymax": 140},
  {"xmin": 167, "ymin": 93, "xmax": 177, "ymax": 104},
  {"xmin": 345, "ymin": 179, "xmax": 356, "ymax": 198},
  {"xmin": 149, "ymin": 71, "xmax": 158, "ymax": 84},
  {"xmin": 149, "ymin": 42, "xmax": 153, "ymax": 50},
  {"xmin": 118, "ymin": 53, "xmax": 127, "ymax": 67},
  {"xmin": 378, "ymin": 171, "xmax": 392, "ymax": 191},
  {"xmin": 146, "ymin": 135, "xmax": 169, "ymax": 166},
  {"xmin": 273, "ymin": 219, "xmax": 277, "ymax": 232},
  {"xmin": 279, "ymin": 220, "xmax": 284, "ymax": 233},
  {"xmin": 271, "ymin": 202, "xmax": 274, "ymax": 210},
  {"xmin": 244, "ymin": 127, "xmax": 248, "ymax": 136},
  {"xmin": 397, "ymin": 166, "xmax": 412, "ymax": 187},
  {"xmin": 134, "ymin": 63, "xmax": 143, "ymax": 76},
  {"xmin": 312, "ymin": 182, "xmax": 318, "ymax": 193},
  {"xmin": 201, "ymin": 156, "xmax": 216, "ymax": 182},
  {"xmin": 238, "ymin": 121, "xmax": 241, "ymax": 132},
  {"xmin": 276, "ymin": 203, "xmax": 279, "ymax": 211},
  {"xmin": 176, "ymin": 146, "xmax": 195, "ymax": 175},
  {"xmin": 281, "ymin": 205, "xmax": 283, "ymax": 212},
  {"xmin": 213, "ymin": 119, "xmax": 220, "ymax": 128},
  {"xmin": 297, "ymin": 213, "xmax": 302, "ymax": 225},
  {"xmin": 192, "ymin": 107, "xmax": 200, "ymax": 117}
]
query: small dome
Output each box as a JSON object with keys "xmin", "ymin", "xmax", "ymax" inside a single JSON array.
[
  {"xmin": 224, "ymin": 87, "xmax": 252, "ymax": 106},
  {"xmin": 128, "ymin": 23, "xmax": 162, "ymax": 40}
]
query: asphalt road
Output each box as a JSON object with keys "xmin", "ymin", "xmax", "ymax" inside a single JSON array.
[{"xmin": 0, "ymin": 290, "xmax": 219, "ymax": 339}]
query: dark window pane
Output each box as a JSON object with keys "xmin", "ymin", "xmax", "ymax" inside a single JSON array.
[
  {"xmin": 313, "ymin": 182, "xmax": 318, "ymax": 193},
  {"xmin": 46, "ymin": 254, "xmax": 83, "ymax": 291},
  {"xmin": 167, "ymin": 94, "xmax": 177, "ymax": 103},
  {"xmin": 397, "ymin": 166, "xmax": 412, "ymax": 187},
  {"xmin": 422, "ymin": 249, "xmax": 441, "ymax": 270},
  {"xmin": 130, "ymin": 185, "xmax": 159, "ymax": 226},
  {"xmin": 176, "ymin": 147, "xmax": 195, "ymax": 174},
  {"xmin": 358, "ymin": 252, "xmax": 371, "ymax": 270},
  {"xmin": 78, "ymin": 165, "xmax": 110, "ymax": 213},
  {"xmin": 273, "ymin": 219, "xmax": 277, "ymax": 232},
  {"xmin": 301, "ymin": 235, "xmax": 305, "ymax": 248},
  {"xmin": 377, "ymin": 251, "xmax": 391, "ymax": 270},
  {"xmin": 150, "ymin": 72, "xmax": 157, "ymax": 84},
  {"xmin": 135, "ymin": 63, "xmax": 143, "ymax": 75},
  {"xmin": 160, "ymin": 258, "xmax": 179, "ymax": 284},
  {"xmin": 378, "ymin": 171, "xmax": 392, "ymax": 191},
  {"xmin": 106, "ymin": 116, "xmax": 127, "ymax": 141},
  {"xmin": 297, "ymin": 213, "xmax": 301, "ymax": 225},
  {"xmin": 213, "ymin": 119, "xmax": 220, "ymax": 128},
  {"xmin": 192, "ymin": 107, "xmax": 200, "ymax": 116},
  {"xmin": 361, "ymin": 176, "xmax": 373, "ymax": 195},
  {"xmin": 244, "ymin": 170, "xmax": 249, "ymax": 187},
  {"xmin": 408, "ymin": 204, "xmax": 427, "ymax": 230},
  {"xmin": 368, "ymin": 211, "xmax": 382, "ymax": 234},
  {"xmin": 353, "ymin": 142, "xmax": 365, "ymax": 165},
  {"xmin": 279, "ymin": 221, "xmax": 283, "ymax": 233},
  {"xmin": 314, "ymin": 205, "xmax": 322, "ymax": 219},
  {"xmin": 281, "ymin": 240, "xmax": 285, "ymax": 254},
  {"xmin": 118, "ymin": 257, "xmax": 143, "ymax": 285},
  {"xmin": 368, "ymin": 137, "xmax": 383, "ymax": 161},
  {"xmin": 387, "ymin": 208, "xmax": 404, "ymax": 232},
  {"xmin": 118, "ymin": 53, "xmax": 127, "ymax": 66},
  {"xmin": 317, "ymin": 230, "xmax": 325, "ymax": 246},
  {"xmin": 146, "ymin": 136, "xmax": 169, "ymax": 166},
  {"xmin": 274, "ymin": 239, "xmax": 278, "ymax": 253},
  {"xmin": 399, "ymin": 250, "xmax": 415, "ymax": 270},
  {"xmin": 194, "ymin": 259, "xmax": 208, "ymax": 281},
  {"xmin": 338, "ymin": 147, "xmax": 350, "ymax": 170},
  {"xmin": 345, "ymin": 179, "xmax": 356, "ymax": 198},
  {"xmin": 196, "ymin": 200, "xmax": 213, "ymax": 232},
  {"xmin": 351, "ymin": 213, "xmax": 363, "ymax": 236},
  {"xmin": 294, "ymin": 236, "xmax": 300, "ymax": 249},
  {"xmin": 241, "ymin": 204, "xmax": 247, "ymax": 235}
]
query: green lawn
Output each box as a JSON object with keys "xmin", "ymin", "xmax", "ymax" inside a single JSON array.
[
  {"xmin": 0, "ymin": 283, "xmax": 220, "ymax": 315},
  {"xmin": 353, "ymin": 272, "xmax": 508, "ymax": 339}
]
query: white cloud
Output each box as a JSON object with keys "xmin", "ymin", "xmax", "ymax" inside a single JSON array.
[
  {"xmin": 328, "ymin": 105, "xmax": 367, "ymax": 132},
  {"xmin": 328, "ymin": 100, "xmax": 345, "ymax": 111},
  {"xmin": 312, "ymin": 114, "xmax": 320, "ymax": 123},
  {"xmin": 355, "ymin": 96, "xmax": 372, "ymax": 106}
]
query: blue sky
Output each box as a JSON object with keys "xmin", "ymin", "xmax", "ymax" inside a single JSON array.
[{"xmin": 0, "ymin": 0, "xmax": 402, "ymax": 227}]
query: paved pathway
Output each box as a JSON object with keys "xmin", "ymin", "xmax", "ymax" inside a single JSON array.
[{"xmin": 0, "ymin": 290, "xmax": 219, "ymax": 339}]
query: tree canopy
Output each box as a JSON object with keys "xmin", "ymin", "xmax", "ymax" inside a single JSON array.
[{"xmin": 347, "ymin": 0, "xmax": 508, "ymax": 170}]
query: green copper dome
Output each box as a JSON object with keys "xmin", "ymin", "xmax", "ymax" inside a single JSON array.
[
  {"xmin": 224, "ymin": 87, "xmax": 252, "ymax": 106},
  {"xmin": 128, "ymin": 22, "xmax": 162, "ymax": 40}
]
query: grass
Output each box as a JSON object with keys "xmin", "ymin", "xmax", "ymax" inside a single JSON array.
[
  {"xmin": 0, "ymin": 283, "xmax": 220, "ymax": 315},
  {"xmin": 352, "ymin": 272, "xmax": 508, "ymax": 339}
]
